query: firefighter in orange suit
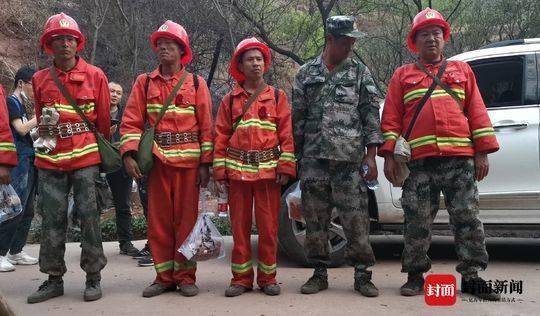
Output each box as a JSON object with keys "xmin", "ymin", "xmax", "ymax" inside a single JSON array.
[
  {"xmin": 213, "ymin": 38, "xmax": 296, "ymax": 297},
  {"xmin": 27, "ymin": 13, "xmax": 110, "ymax": 304},
  {"xmin": 120, "ymin": 20, "xmax": 213, "ymax": 298},
  {"xmin": 0, "ymin": 85, "xmax": 18, "ymax": 179}
]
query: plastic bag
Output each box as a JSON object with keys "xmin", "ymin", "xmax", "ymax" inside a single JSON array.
[
  {"xmin": 178, "ymin": 195, "xmax": 225, "ymax": 261},
  {"xmin": 286, "ymin": 181, "xmax": 305, "ymax": 223},
  {"xmin": 0, "ymin": 184, "xmax": 23, "ymax": 224}
]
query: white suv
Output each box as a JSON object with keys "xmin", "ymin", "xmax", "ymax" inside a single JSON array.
[{"xmin": 279, "ymin": 38, "xmax": 540, "ymax": 266}]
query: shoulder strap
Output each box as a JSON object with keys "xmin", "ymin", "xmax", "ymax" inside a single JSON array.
[
  {"xmin": 193, "ymin": 73, "xmax": 199, "ymax": 91},
  {"xmin": 274, "ymin": 86, "xmax": 280, "ymax": 105},
  {"xmin": 144, "ymin": 74, "xmax": 150, "ymax": 97},
  {"xmin": 153, "ymin": 70, "xmax": 189, "ymax": 127},
  {"xmin": 403, "ymin": 60, "xmax": 447, "ymax": 140},
  {"xmin": 229, "ymin": 83, "xmax": 267, "ymax": 131},
  {"xmin": 49, "ymin": 67, "xmax": 97, "ymax": 134},
  {"xmin": 415, "ymin": 61, "xmax": 464, "ymax": 110}
]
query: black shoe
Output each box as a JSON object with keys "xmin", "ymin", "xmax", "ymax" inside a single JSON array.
[
  {"xmin": 27, "ymin": 279, "xmax": 64, "ymax": 304},
  {"xmin": 225, "ymin": 284, "xmax": 251, "ymax": 297},
  {"xmin": 132, "ymin": 244, "xmax": 151, "ymax": 259},
  {"xmin": 400, "ymin": 273, "xmax": 424, "ymax": 296},
  {"xmin": 84, "ymin": 279, "xmax": 102, "ymax": 301},
  {"xmin": 142, "ymin": 283, "xmax": 176, "ymax": 298},
  {"xmin": 354, "ymin": 270, "xmax": 379, "ymax": 297},
  {"xmin": 300, "ymin": 266, "xmax": 328, "ymax": 294},
  {"xmin": 120, "ymin": 242, "xmax": 140, "ymax": 257},
  {"xmin": 138, "ymin": 256, "xmax": 154, "ymax": 267},
  {"xmin": 461, "ymin": 276, "xmax": 501, "ymax": 301}
]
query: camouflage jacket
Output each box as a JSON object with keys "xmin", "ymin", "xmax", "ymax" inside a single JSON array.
[{"xmin": 292, "ymin": 54, "xmax": 384, "ymax": 163}]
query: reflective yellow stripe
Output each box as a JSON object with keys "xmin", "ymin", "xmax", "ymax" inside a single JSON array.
[
  {"xmin": 0, "ymin": 142, "xmax": 16, "ymax": 151},
  {"xmin": 225, "ymin": 159, "xmax": 278, "ymax": 173},
  {"xmin": 35, "ymin": 144, "xmax": 99, "ymax": 161},
  {"xmin": 258, "ymin": 262, "xmax": 277, "ymax": 275},
  {"xmin": 472, "ymin": 127, "xmax": 495, "ymax": 139},
  {"xmin": 213, "ymin": 157, "xmax": 226, "ymax": 167},
  {"xmin": 383, "ymin": 131, "xmax": 399, "ymax": 141},
  {"xmin": 403, "ymin": 89, "xmax": 465, "ymax": 103},
  {"xmin": 174, "ymin": 260, "xmax": 196, "ymax": 271},
  {"xmin": 155, "ymin": 260, "xmax": 173, "ymax": 273},
  {"xmin": 409, "ymin": 135, "xmax": 472, "ymax": 149},
  {"xmin": 157, "ymin": 144, "xmax": 201, "ymax": 158},
  {"xmin": 279, "ymin": 152, "xmax": 296, "ymax": 163},
  {"xmin": 120, "ymin": 134, "xmax": 141, "ymax": 145},
  {"xmin": 146, "ymin": 104, "xmax": 195, "ymax": 115},
  {"xmin": 437, "ymin": 137, "xmax": 472, "ymax": 147},
  {"xmin": 236, "ymin": 119, "xmax": 276, "ymax": 131},
  {"xmin": 53, "ymin": 103, "xmax": 95, "ymax": 114},
  {"xmin": 232, "ymin": 260, "xmax": 252, "ymax": 274},
  {"xmin": 201, "ymin": 142, "xmax": 213, "ymax": 152}
]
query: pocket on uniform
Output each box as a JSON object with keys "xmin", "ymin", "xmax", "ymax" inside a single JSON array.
[{"xmin": 334, "ymin": 82, "xmax": 357, "ymax": 104}]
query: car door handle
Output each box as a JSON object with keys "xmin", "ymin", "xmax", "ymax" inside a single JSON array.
[{"xmin": 493, "ymin": 121, "xmax": 528, "ymax": 129}]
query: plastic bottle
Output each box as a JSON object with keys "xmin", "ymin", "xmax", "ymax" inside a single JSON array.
[
  {"xmin": 362, "ymin": 164, "xmax": 379, "ymax": 190},
  {"xmin": 217, "ymin": 186, "xmax": 229, "ymax": 218}
]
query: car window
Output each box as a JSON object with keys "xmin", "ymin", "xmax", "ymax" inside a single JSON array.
[{"xmin": 469, "ymin": 56, "xmax": 530, "ymax": 108}]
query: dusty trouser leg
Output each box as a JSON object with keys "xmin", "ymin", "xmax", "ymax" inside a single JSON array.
[
  {"xmin": 37, "ymin": 168, "xmax": 70, "ymax": 277},
  {"xmin": 400, "ymin": 158, "xmax": 441, "ymax": 275},
  {"xmin": 330, "ymin": 161, "xmax": 375, "ymax": 269},
  {"xmin": 300, "ymin": 158, "xmax": 333, "ymax": 267},
  {"xmin": 72, "ymin": 166, "xmax": 107, "ymax": 279},
  {"xmin": 440, "ymin": 157, "xmax": 488, "ymax": 278}
]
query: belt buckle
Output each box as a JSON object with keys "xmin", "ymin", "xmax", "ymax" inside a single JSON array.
[
  {"xmin": 59, "ymin": 123, "xmax": 73, "ymax": 138},
  {"xmin": 159, "ymin": 132, "xmax": 172, "ymax": 147},
  {"xmin": 246, "ymin": 150, "xmax": 260, "ymax": 166},
  {"xmin": 182, "ymin": 132, "xmax": 190, "ymax": 143},
  {"xmin": 74, "ymin": 122, "xmax": 83, "ymax": 133}
]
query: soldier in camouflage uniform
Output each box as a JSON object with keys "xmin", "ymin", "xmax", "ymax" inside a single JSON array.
[
  {"xmin": 379, "ymin": 8, "xmax": 500, "ymax": 301},
  {"xmin": 292, "ymin": 16, "xmax": 384, "ymax": 297}
]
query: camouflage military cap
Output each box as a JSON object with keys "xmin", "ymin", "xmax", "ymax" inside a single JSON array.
[{"xmin": 326, "ymin": 15, "xmax": 365, "ymax": 38}]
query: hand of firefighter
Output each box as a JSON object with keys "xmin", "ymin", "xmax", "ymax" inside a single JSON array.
[
  {"xmin": 197, "ymin": 165, "xmax": 210, "ymax": 188},
  {"xmin": 123, "ymin": 154, "xmax": 143, "ymax": 179},
  {"xmin": 474, "ymin": 152, "xmax": 489, "ymax": 181},
  {"xmin": 362, "ymin": 149, "xmax": 378, "ymax": 182},
  {"xmin": 0, "ymin": 166, "xmax": 11, "ymax": 184},
  {"xmin": 276, "ymin": 173, "xmax": 290, "ymax": 186},
  {"xmin": 216, "ymin": 180, "xmax": 229, "ymax": 188},
  {"xmin": 383, "ymin": 154, "xmax": 398, "ymax": 185}
]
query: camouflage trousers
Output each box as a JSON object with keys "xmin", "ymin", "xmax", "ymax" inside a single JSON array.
[
  {"xmin": 401, "ymin": 157, "xmax": 488, "ymax": 276},
  {"xmin": 300, "ymin": 158, "xmax": 375, "ymax": 268},
  {"xmin": 37, "ymin": 165, "xmax": 107, "ymax": 278}
]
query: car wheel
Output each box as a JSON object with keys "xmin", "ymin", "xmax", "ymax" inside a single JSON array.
[{"xmin": 278, "ymin": 182, "xmax": 346, "ymax": 267}]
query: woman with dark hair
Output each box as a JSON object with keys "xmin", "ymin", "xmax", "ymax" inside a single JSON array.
[{"xmin": 0, "ymin": 66, "xmax": 38, "ymax": 272}]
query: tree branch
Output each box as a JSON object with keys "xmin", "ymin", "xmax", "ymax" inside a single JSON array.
[{"xmin": 232, "ymin": 0, "xmax": 305, "ymax": 64}]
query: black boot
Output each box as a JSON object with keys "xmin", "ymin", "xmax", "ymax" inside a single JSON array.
[
  {"xmin": 400, "ymin": 273, "xmax": 424, "ymax": 296},
  {"xmin": 300, "ymin": 265, "xmax": 328, "ymax": 294},
  {"xmin": 461, "ymin": 276, "xmax": 501, "ymax": 301},
  {"xmin": 354, "ymin": 269, "xmax": 379, "ymax": 297},
  {"xmin": 84, "ymin": 273, "xmax": 102, "ymax": 301}
]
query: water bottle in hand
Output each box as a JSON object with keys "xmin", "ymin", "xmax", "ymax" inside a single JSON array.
[{"xmin": 362, "ymin": 164, "xmax": 379, "ymax": 190}]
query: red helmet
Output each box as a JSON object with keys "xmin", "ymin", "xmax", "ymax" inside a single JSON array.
[
  {"xmin": 407, "ymin": 8, "xmax": 451, "ymax": 53},
  {"xmin": 40, "ymin": 12, "xmax": 86, "ymax": 55},
  {"xmin": 229, "ymin": 37, "xmax": 271, "ymax": 82},
  {"xmin": 150, "ymin": 20, "xmax": 192, "ymax": 65}
]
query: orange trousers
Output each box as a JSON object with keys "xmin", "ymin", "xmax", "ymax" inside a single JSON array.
[
  {"xmin": 147, "ymin": 159, "xmax": 199, "ymax": 286},
  {"xmin": 229, "ymin": 179, "xmax": 281, "ymax": 288}
]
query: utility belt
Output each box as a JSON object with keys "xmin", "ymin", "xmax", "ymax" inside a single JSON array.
[
  {"xmin": 226, "ymin": 146, "xmax": 280, "ymax": 165},
  {"xmin": 154, "ymin": 131, "xmax": 199, "ymax": 147},
  {"xmin": 38, "ymin": 122, "xmax": 90, "ymax": 138}
]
